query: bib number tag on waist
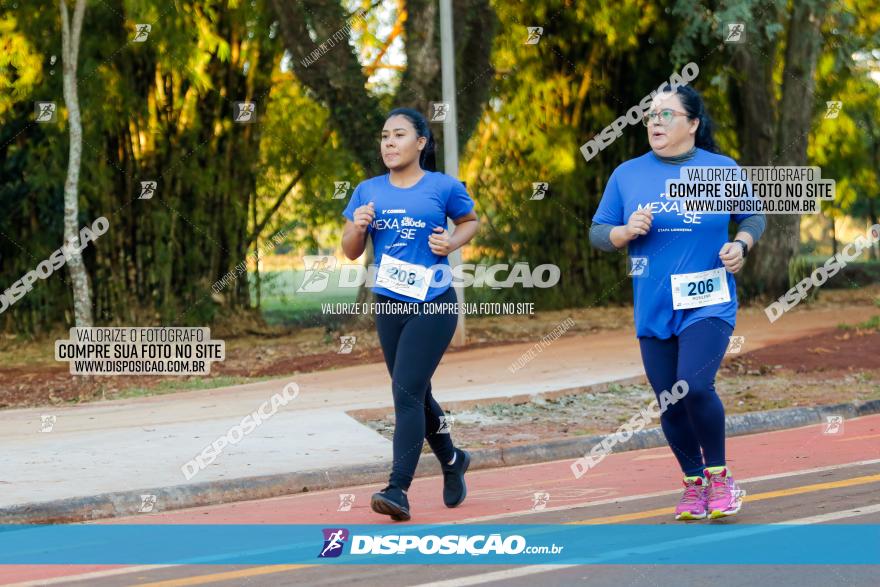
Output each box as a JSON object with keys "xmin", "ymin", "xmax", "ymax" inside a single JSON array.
[
  {"xmin": 670, "ymin": 267, "xmax": 730, "ymax": 310},
  {"xmin": 375, "ymin": 254, "xmax": 433, "ymax": 301}
]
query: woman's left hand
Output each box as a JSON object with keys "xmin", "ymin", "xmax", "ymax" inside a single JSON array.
[
  {"xmin": 428, "ymin": 226, "xmax": 452, "ymax": 256},
  {"xmin": 719, "ymin": 241, "xmax": 745, "ymax": 274}
]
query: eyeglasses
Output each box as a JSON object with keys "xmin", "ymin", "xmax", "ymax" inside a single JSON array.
[{"xmin": 642, "ymin": 108, "xmax": 689, "ymax": 126}]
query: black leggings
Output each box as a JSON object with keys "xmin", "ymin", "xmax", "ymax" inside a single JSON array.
[{"xmin": 375, "ymin": 287, "xmax": 458, "ymax": 490}]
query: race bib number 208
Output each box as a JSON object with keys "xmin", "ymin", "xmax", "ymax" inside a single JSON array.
[{"xmin": 375, "ymin": 254, "xmax": 433, "ymax": 301}]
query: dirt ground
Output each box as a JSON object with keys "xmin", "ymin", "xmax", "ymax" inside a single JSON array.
[
  {"xmin": 0, "ymin": 305, "xmax": 635, "ymax": 408},
  {"xmin": 352, "ymin": 318, "xmax": 880, "ymax": 451},
  {"xmin": 0, "ymin": 286, "xmax": 876, "ymax": 409}
]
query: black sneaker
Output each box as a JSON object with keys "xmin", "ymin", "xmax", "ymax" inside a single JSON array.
[
  {"xmin": 371, "ymin": 484, "xmax": 411, "ymax": 521},
  {"xmin": 441, "ymin": 448, "xmax": 471, "ymax": 507}
]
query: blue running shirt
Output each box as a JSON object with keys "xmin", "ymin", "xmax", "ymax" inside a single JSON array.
[
  {"xmin": 592, "ymin": 149, "xmax": 755, "ymax": 339},
  {"xmin": 342, "ymin": 171, "xmax": 475, "ymax": 302}
]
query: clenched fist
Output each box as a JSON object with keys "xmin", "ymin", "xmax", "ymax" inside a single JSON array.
[
  {"xmin": 428, "ymin": 226, "xmax": 452, "ymax": 256},
  {"xmin": 353, "ymin": 201, "xmax": 375, "ymax": 232},
  {"xmin": 624, "ymin": 208, "xmax": 653, "ymax": 240}
]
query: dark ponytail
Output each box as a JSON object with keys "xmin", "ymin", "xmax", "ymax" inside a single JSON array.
[
  {"xmin": 674, "ymin": 85, "xmax": 720, "ymax": 154},
  {"xmin": 385, "ymin": 107, "xmax": 437, "ymax": 171}
]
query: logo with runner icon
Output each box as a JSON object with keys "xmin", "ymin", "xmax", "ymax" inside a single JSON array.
[
  {"xmin": 138, "ymin": 494, "xmax": 157, "ymax": 513},
  {"xmin": 437, "ymin": 415, "xmax": 455, "ymax": 434},
  {"xmin": 726, "ymin": 335, "xmax": 745, "ymax": 354},
  {"xmin": 822, "ymin": 415, "xmax": 844, "ymax": 435},
  {"xmin": 628, "ymin": 256, "xmax": 648, "ymax": 277},
  {"xmin": 429, "ymin": 102, "xmax": 450, "ymax": 122},
  {"xmin": 333, "ymin": 181, "xmax": 350, "ymax": 199},
  {"xmin": 40, "ymin": 414, "xmax": 57, "ymax": 432},
  {"xmin": 297, "ymin": 255, "xmax": 337, "ymax": 293},
  {"xmin": 530, "ymin": 182, "xmax": 549, "ymax": 200},
  {"xmin": 338, "ymin": 336, "xmax": 357, "ymax": 354},
  {"xmin": 532, "ymin": 492, "xmax": 550, "ymax": 510},
  {"xmin": 139, "ymin": 181, "xmax": 157, "ymax": 200},
  {"xmin": 525, "ymin": 27, "xmax": 544, "ymax": 45},
  {"xmin": 318, "ymin": 528, "xmax": 349, "ymax": 558},
  {"xmin": 824, "ymin": 101, "xmax": 842, "ymax": 119},
  {"xmin": 337, "ymin": 494, "xmax": 355, "ymax": 511},
  {"xmin": 133, "ymin": 24, "xmax": 151, "ymax": 42},
  {"xmin": 233, "ymin": 102, "xmax": 256, "ymax": 123},
  {"xmin": 724, "ymin": 23, "xmax": 746, "ymax": 44},
  {"xmin": 35, "ymin": 102, "xmax": 57, "ymax": 123}
]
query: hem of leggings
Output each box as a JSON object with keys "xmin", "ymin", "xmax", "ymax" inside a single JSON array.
[
  {"xmin": 636, "ymin": 315, "xmax": 737, "ymax": 340},
  {"xmin": 677, "ymin": 314, "xmax": 736, "ymax": 337},
  {"xmin": 389, "ymin": 478, "xmax": 412, "ymax": 491}
]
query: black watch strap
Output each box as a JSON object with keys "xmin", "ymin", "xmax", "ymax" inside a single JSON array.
[{"xmin": 734, "ymin": 239, "xmax": 749, "ymax": 258}]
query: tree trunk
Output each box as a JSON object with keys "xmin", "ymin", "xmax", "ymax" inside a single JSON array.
[
  {"xmin": 830, "ymin": 215, "xmax": 837, "ymax": 256},
  {"xmin": 252, "ymin": 190, "xmax": 261, "ymax": 309},
  {"xmin": 870, "ymin": 131, "xmax": 879, "ymax": 261},
  {"xmin": 869, "ymin": 206, "xmax": 878, "ymax": 261},
  {"xmin": 60, "ymin": 0, "xmax": 93, "ymax": 326},
  {"xmin": 270, "ymin": 0, "xmax": 386, "ymax": 176},
  {"xmin": 733, "ymin": 0, "xmax": 828, "ymax": 299}
]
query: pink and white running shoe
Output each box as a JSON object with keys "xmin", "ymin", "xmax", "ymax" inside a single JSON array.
[
  {"xmin": 705, "ymin": 466, "xmax": 746, "ymax": 519},
  {"xmin": 674, "ymin": 475, "xmax": 708, "ymax": 520}
]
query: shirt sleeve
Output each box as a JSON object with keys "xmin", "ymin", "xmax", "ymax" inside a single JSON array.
[
  {"xmin": 592, "ymin": 168, "xmax": 625, "ymax": 226},
  {"xmin": 445, "ymin": 177, "xmax": 475, "ymax": 219},
  {"xmin": 737, "ymin": 213, "xmax": 766, "ymax": 242},
  {"xmin": 342, "ymin": 182, "xmax": 363, "ymax": 222},
  {"xmin": 589, "ymin": 222, "xmax": 618, "ymax": 252}
]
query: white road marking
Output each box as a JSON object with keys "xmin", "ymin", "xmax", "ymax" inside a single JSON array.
[
  {"xmin": 457, "ymin": 457, "xmax": 880, "ymax": 523},
  {"xmin": 4, "ymin": 565, "xmax": 176, "ymax": 587},
  {"xmin": 412, "ymin": 503, "xmax": 880, "ymax": 586},
  {"xmin": 8, "ymin": 458, "xmax": 880, "ymax": 586}
]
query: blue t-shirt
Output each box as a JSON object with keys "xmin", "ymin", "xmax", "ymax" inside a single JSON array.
[
  {"xmin": 342, "ymin": 171, "xmax": 475, "ymax": 302},
  {"xmin": 592, "ymin": 148, "xmax": 755, "ymax": 339}
]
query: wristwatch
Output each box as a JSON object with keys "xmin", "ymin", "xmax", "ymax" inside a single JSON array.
[{"xmin": 734, "ymin": 239, "xmax": 749, "ymax": 258}]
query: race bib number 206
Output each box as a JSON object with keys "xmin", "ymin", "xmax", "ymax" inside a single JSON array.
[{"xmin": 670, "ymin": 267, "xmax": 730, "ymax": 310}]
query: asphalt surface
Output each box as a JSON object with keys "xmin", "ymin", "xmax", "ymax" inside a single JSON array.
[{"xmin": 3, "ymin": 413, "xmax": 879, "ymax": 587}]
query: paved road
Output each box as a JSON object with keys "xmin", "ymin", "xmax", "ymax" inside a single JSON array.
[
  {"xmin": 2, "ymin": 305, "xmax": 872, "ymax": 512},
  {"xmin": 3, "ymin": 413, "xmax": 879, "ymax": 586}
]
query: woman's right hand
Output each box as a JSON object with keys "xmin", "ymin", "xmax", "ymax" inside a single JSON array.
[
  {"xmin": 353, "ymin": 201, "xmax": 375, "ymax": 232},
  {"xmin": 624, "ymin": 208, "xmax": 653, "ymax": 240}
]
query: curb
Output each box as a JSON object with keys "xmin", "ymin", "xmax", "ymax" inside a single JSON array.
[{"xmin": 4, "ymin": 398, "xmax": 879, "ymax": 524}]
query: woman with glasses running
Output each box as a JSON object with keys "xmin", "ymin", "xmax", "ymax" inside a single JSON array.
[
  {"xmin": 589, "ymin": 85, "xmax": 765, "ymax": 520},
  {"xmin": 342, "ymin": 108, "xmax": 479, "ymax": 521}
]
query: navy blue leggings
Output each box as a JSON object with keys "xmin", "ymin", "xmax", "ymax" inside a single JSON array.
[
  {"xmin": 375, "ymin": 288, "xmax": 458, "ymax": 490},
  {"xmin": 638, "ymin": 318, "xmax": 732, "ymax": 477}
]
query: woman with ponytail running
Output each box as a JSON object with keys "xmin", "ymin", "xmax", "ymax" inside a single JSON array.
[
  {"xmin": 590, "ymin": 86, "xmax": 766, "ymax": 520},
  {"xmin": 341, "ymin": 108, "xmax": 479, "ymax": 521}
]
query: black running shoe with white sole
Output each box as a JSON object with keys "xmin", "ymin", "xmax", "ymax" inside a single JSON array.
[
  {"xmin": 441, "ymin": 448, "xmax": 471, "ymax": 507},
  {"xmin": 371, "ymin": 484, "xmax": 411, "ymax": 521}
]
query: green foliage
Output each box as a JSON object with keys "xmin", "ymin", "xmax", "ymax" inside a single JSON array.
[
  {"xmin": 812, "ymin": 59, "xmax": 880, "ymax": 225},
  {"xmin": 1, "ymin": 0, "xmax": 878, "ymax": 331},
  {"xmin": 461, "ymin": 0, "xmax": 676, "ymax": 309},
  {"xmin": 0, "ymin": 14, "xmax": 45, "ymax": 114},
  {"xmin": 838, "ymin": 314, "xmax": 880, "ymax": 331},
  {"xmin": 0, "ymin": 0, "xmax": 354, "ymax": 333},
  {"xmin": 254, "ymin": 269, "xmax": 356, "ymax": 327}
]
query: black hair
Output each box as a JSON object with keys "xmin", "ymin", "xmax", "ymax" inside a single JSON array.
[
  {"xmin": 673, "ymin": 85, "xmax": 720, "ymax": 154},
  {"xmin": 385, "ymin": 107, "xmax": 437, "ymax": 171}
]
